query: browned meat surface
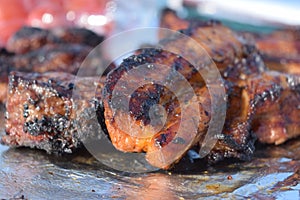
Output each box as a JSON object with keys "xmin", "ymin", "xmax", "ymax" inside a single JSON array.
[
  {"xmin": 159, "ymin": 9, "xmax": 300, "ymax": 144},
  {"xmin": 105, "ymin": 19, "xmax": 241, "ymax": 161},
  {"xmin": 255, "ymin": 28, "xmax": 300, "ymax": 59},
  {"xmin": 0, "ymin": 29, "xmax": 107, "ymax": 101},
  {"xmin": 11, "ymin": 44, "xmax": 92, "ymax": 74},
  {"xmin": 254, "ymin": 28, "xmax": 300, "ymax": 75},
  {"xmin": 7, "ymin": 26, "xmax": 104, "ymax": 54},
  {"xmin": 0, "ymin": 43, "xmax": 93, "ymax": 104},
  {"xmin": 160, "ymin": 9, "xmax": 300, "ymax": 75},
  {"xmin": 210, "ymin": 71, "xmax": 300, "ymax": 162},
  {"xmin": 103, "ymin": 49, "xmax": 212, "ymax": 168},
  {"xmin": 6, "ymin": 27, "xmax": 57, "ymax": 54},
  {"xmin": 1, "ymin": 71, "xmax": 104, "ymax": 154},
  {"xmin": 160, "ymin": 8, "xmax": 189, "ymax": 31},
  {"xmin": 1, "ymin": 15, "xmax": 300, "ymax": 170},
  {"xmin": 252, "ymin": 72, "xmax": 300, "ymax": 145},
  {"xmin": 103, "ymin": 21, "xmax": 300, "ymax": 168},
  {"xmin": 51, "ymin": 27, "xmax": 104, "ymax": 47},
  {"xmin": 164, "ymin": 20, "xmax": 245, "ymax": 71},
  {"xmin": 0, "ymin": 26, "xmax": 105, "ymax": 104}
]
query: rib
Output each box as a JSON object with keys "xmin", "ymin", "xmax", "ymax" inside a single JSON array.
[
  {"xmin": 1, "ymin": 71, "xmax": 104, "ymax": 154},
  {"xmin": 253, "ymin": 28, "xmax": 300, "ymax": 75},
  {"xmin": 159, "ymin": 8, "xmax": 300, "ymax": 75},
  {"xmin": 159, "ymin": 10, "xmax": 300, "ymax": 144},
  {"xmin": 103, "ymin": 21, "xmax": 300, "ymax": 168},
  {"xmin": 0, "ymin": 42, "xmax": 104, "ymax": 104},
  {"xmin": 10, "ymin": 44, "xmax": 92, "ymax": 74},
  {"xmin": 51, "ymin": 27, "xmax": 104, "ymax": 48},
  {"xmin": 160, "ymin": 8, "xmax": 189, "ymax": 32},
  {"xmin": 103, "ymin": 21, "xmax": 263, "ymax": 168},
  {"xmin": 0, "ymin": 27, "xmax": 106, "ymax": 104},
  {"xmin": 103, "ymin": 49, "xmax": 211, "ymax": 168},
  {"xmin": 251, "ymin": 72, "xmax": 300, "ymax": 145},
  {"xmin": 7, "ymin": 26, "xmax": 104, "ymax": 54},
  {"xmin": 164, "ymin": 20, "xmax": 246, "ymax": 72},
  {"xmin": 1, "ymin": 19, "xmax": 300, "ymax": 170},
  {"xmin": 208, "ymin": 71, "xmax": 299, "ymax": 162}
]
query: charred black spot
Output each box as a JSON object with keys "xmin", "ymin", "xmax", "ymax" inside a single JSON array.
[
  {"xmin": 155, "ymin": 133, "xmax": 168, "ymax": 147},
  {"xmin": 204, "ymin": 110, "xmax": 209, "ymax": 116},
  {"xmin": 23, "ymin": 114, "xmax": 69, "ymax": 136},
  {"xmin": 129, "ymin": 84, "xmax": 163, "ymax": 125}
]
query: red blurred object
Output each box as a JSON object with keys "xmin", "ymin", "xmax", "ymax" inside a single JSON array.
[
  {"xmin": 63, "ymin": 0, "xmax": 111, "ymax": 35},
  {"xmin": 0, "ymin": 20, "xmax": 24, "ymax": 46},
  {"xmin": 0, "ymin": 0, "xmax": 112, "ymax": 47},
  {"xmin": 27, "ymin": 3, "xmax": 69, "ymax": 28},
  {"xmin": 63, "ymin": 0, "xmax": 106, "ymax": 13},
  {"xmin": 0, "ymin": 0, "xmax": 28, "ymax": 21},
  {"xmin": 0, "ymin": 0, "xmax": 28, "ymax": 45}
]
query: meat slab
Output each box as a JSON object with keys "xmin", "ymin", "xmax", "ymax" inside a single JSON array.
[
  {"xmin": 2, "ymin": 71, "xmax": 104, "ymax": 154},
  {"xmin": 1, "ymin": 17, "xmax": 300, "ymax": 170}
]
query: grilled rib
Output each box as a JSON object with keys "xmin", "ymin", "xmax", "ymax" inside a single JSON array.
[
  {"xmin": 11, "ymin": 44, "xmax": 92, "ymax": 74},
  {"xmin": 251, "ymin": 72, "xmax": 300, "ymax": 145},
  {"xmin": 6, "ymin": 26, "xmax": 104, "ymax": 54},
  {"xmin": 2, "ymin": 71, "xmax": 104, "ymax": 154},
  {"xmin": 160, "ymin": 8, "xmax": 300, "ymax": 75},
  {"xmin": 0, "ymin": 27, "xmax": 108, "ymax": 104},
  {"xmin": 103, "ymin": 21, "xmax": 300, "ymax": 168},
  {"xmin": 1, "ymin": 17, "xmax": 299, "ymax": 170},
  {"xmin": 0, "ymin": 44, "xmax": 93, "ymax": 104},
  {"xmin": 254, "ymin": 28, "xmax": 300, "ymax": 75},
  {"xmin": 160, "ymin": 8, "xmax": 189, "ymax": 32}
]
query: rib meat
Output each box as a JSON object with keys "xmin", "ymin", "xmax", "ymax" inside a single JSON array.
[
  {"xmin": 10, "ymin": 44, "xmax": 92, "ymax": 74},
  {"xmin": 254, "ymin": 28, "xmax": 300, "ymax": 75},
  {"xmin": 0, "ymin": 44, "xmax": 93, "ymax": 104},
  {"xmin": 2, "ymin": 71, "xmax": 104, "ymax": 154},
  {"xmin": 0, "ymin": 27, "xmax": 107, "ymax": 104},
  {"xmin": 251, "ymin": 72, "xmax": 300, "ymax": 145},
  {"xmin": 103, "ymin": 22, "xmax": 300, "ymax": 168},
  {"xmin": 6, "ymin": 26, "xmax": 104, "ymax": 54},
  {"xmin": 103, "ymin": 49, "xmax": 211, "ymax": 168},
  {"xmin": 160, "ymin": 8, "xmax": 300, "ymax": 75},
  {"xmin": 102, "ymin": 22, "xmax": 257, "ymax": 168},
  {"xmin": 160, "ymin": 10, "xmax": 300, "ymax": 141},
  {"xmin": 1, "ymin": 18, "xmax": 300, "ymax": 170},
  {"xmin": 160, "ymin": 8, "xmax": 189, "ymax": 32}
]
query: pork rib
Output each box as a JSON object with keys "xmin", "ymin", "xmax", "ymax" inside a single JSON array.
[
  {"xmin": 1, "ymin": 20, "xmax": 300, "ymax": 170},
  {"xmin": 2, "ymin": 71, "xmax": 104, "ymax": 154},
  {"xmin": 103, "ymin": 22, "xmax": 300, "ymax": 168},
  {"xmin": 6, "ymin": 26, "xmax": 104, "ymax": 54},
  {"xmin": 254, "ymin": 28, "xmax": 300, "ymax": 75}
]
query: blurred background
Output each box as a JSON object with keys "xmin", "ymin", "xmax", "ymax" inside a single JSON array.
[{"xmin": 1, "ymin": 0, "xmax": 299, "ymax": 46}]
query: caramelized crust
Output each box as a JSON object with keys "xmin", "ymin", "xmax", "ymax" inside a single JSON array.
[
  {"xmin": 1, "ymin": 15, "xmax": 300, "ymax": 170},
  {"xmin": 160, "ymin": 9, "xmax": 300, "ymax": 75},
  {"xmin": 103, "ymin": 21, "xmax": 264, "ymax": 168},
  {"xmin": 103, "ymin": 50, "xmax": 211, "ymax": 168},
  {"xmin": 252, "ymin": 72, "xmax": 300, "ymax": 145},
  {"xmin": 254, "ymin": 28, "xmax": 300, "ymax": 75},
  {"xmin": 160, "ymin": 8, "xmax": 190, "ymax": 31},
  {"xmin": 2, "ymin": 72, "xmax": 104, "ymax": 154},
  {"xmin": 103, "ymin": 21, "xmax": 300, "ymax": 168},
  {"xmin": 7, "ymin": 26, "xmax": 104, "ymax": 54},
  {"xmin": 11, "ymin": 44, "xmax": 92, "ymax": 74},
  {"xmin": 160, "ymin": 19, "xmax": 244, "ymax": 71}
]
